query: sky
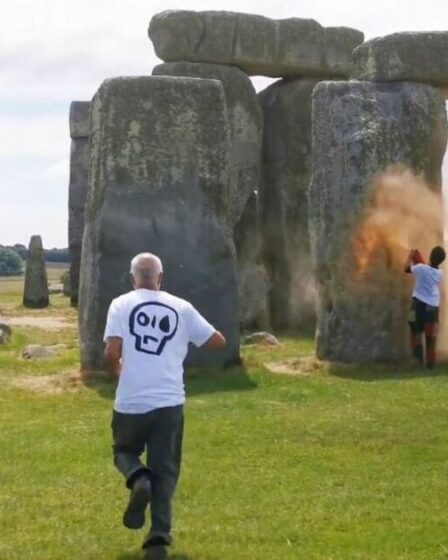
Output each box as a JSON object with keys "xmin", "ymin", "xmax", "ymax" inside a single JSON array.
[{"xmin": 1, "ymin": 0, "xmax": 448, "ymax": 248}]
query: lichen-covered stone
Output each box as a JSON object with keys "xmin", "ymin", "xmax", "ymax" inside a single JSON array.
[
  {"xmin": 234, "ymin": 191, "xmax": 270, "ymax": 330},
  {"xmin": 309, "ymin": 81, "xmax": 447, "ymax": 362},
  {"xmin": 153, "ymin": 62, "xmax": 268, "ymax": 328},
  {"xmin": 79, "ymin": 76, "xmax": 240, "ymax": 371},
  {"xmin": 62, "ymin": 271, "xmax": 71, "ymax": 297},
  {"xmin": 68, "ymin": 101, "xmax": 90, "ymax": 306},
  {"xmin": 69, "ymin": 101, "xmax": 90, "ymax": 138},
  {"xmin": 352, "ymin": 32, "xmax": 448, "ymax": 87},
  {"xmin": 23, "ymin": 235, "xmax": 49, "ymax": 309},
  {"xmin": 149, "ymin": 11, "xmax": 364, "ymax": 78},
  {"xmin": 153, "ymin": 62, "xmax": 262, "ymax": 225},
  {"xmin": 259, "ymin": 78, "xmax": 319, "ymax": 331}
]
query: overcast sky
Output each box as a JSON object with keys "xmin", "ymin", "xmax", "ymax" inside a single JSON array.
[{"xmin": 1, "ymin": 0, "xmax": 447, "ymax": 247}]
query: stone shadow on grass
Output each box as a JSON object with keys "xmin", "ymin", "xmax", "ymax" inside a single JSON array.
[
  {"xmin": 328, "ymin": 360, "xmax": 448, "ymax": 382},
  {"xmin": 83, "ymin": 363, "xmax": 257, "ymax": 402}
]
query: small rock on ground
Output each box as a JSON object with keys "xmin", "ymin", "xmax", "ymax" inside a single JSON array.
[
  {"xmin": 0, "ymin": 323, "xmax": 12, "ymax": 344},
  {"xmin": 48, "ymin": 283, "xmax": 64, "ymax": 294},
  {"xmin": 243, "ymin": 332, "xmax": 281, "ymax": 346},
  {"xmin": 22, "ymin": 344, "xmax": 66, "ymax": 360}
]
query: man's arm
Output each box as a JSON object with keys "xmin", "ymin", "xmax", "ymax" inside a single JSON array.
[
  {"xmin": 104, "ymin": 337, "xmax": 123, "ymax": 377},
  {"xmin": 405, "ymin": 249, "xmax": 426, "ymax": 273},
  {"xmin": 203, "ymin": 330, "xmax": 226, "ymax": 350},
  {"xmin": 186, "ymin": 304, "xmax": 227, "ymax": 350}
]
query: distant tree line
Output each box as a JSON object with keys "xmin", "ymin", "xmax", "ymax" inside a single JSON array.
[
  {"xmin": 0, "ymin": 244, "xmax": 70, "ymax": 276},
  {"xmin": 0, "ymin": 247, "xmax": 23, "ymax": 276}
]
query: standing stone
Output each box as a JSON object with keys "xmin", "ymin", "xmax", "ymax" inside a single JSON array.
[
  {"xmin": 149, "ymin": 11, "xmax": 364, "ymax": 78},
  {"xmin": 352, "ymin": 32, "xmax": 448, "ymax": 87},
  {"xmin": 234, "ymin": 191, "xmax": 270, "ymax": 330},
  {"xmin": 23, "ymin": 236, "xmax": 49, "ymax": 309},
  {"xmin": 68, "ymin": 101, "xmax": 90, "ymax": 307},
  {"xmin": 259, "ymin": 78, "xmax": 320, "ymax": 331},
  {"xmin": 62, "ymin": 271, "xmax": 71, "ymax": 297},
  {"xmin": 79, "ymin": 76, "xmax": 240, "ymax": 371},
  {"xmin": 309, "ymin": 81, "xmax": 447, "ymax": 362},
  {"xmin": 153, "ymin": 62, "xmax": 268, "ymax": 328},
  {"xmin": 152, "ymin": 62, "xmax": 262, "ymax": 224}
]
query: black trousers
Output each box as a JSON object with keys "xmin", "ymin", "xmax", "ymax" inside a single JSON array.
[
  {"xmin": 111, "ymin": 405, "xmax": 184, "ymax": 544},
  {"xmin": 408, "ymin": 297, "xmax": 439, "ymax": 367}
]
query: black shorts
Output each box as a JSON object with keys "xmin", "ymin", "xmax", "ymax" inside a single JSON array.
[{"xmin": 408, "ymin": 297, "xmax": 439, "ymax": 333}]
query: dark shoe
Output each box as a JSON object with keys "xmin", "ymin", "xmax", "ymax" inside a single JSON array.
[
  {"xmin": 123, "ymin": 475, "xmax": 151, "ymax": 529},
  {"xmin": 142, "ymin": 536, "xmax": 169, "ymax": 559},
  {"xmin": 142, "ymin": 545, "xmax": 168, "ymax": 560}
]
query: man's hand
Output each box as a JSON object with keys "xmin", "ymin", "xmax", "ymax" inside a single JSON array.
[
  {"xmin": 204, "ymin": 331, "xmax": 227, "ymax": 350},
  {"xmin": 105, "ymin": 337, "xmax": 123, "ymax": 377},
  {"xmin": 405, "ymin": 249, "xmax": 418, "ymax": 272}
]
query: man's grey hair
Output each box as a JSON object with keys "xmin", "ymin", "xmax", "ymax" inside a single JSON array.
[{"xmin": 130, "ymin": 253, "xmax": 163, "ymax": 277}]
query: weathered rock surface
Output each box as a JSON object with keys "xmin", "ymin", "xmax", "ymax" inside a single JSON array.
[
  {"xmin": 243, "ymin": 331, "xmax": 281, "ymax": 346},
  {"xmin": 352, "ymin": 32, "xmax": 448, "ymax": 87},
  {"xmin": 79, "ymin": 76, "xmax": 241, "ymax": 370},
  {"xmin": 153, "ymin": 62, "xmax": 262, "ymax": 225},
  {"xmin": 48, "ymin": 283, "xmax": 63, "ymax": 294},
  {"xmin": 69, "ymin": 101, "xmax": 90, "ymax": 307},
  {"xmin": 259, "ymin": 78, "xmax": 319, "ymax": 331},
  {"xmin": 0, "ymin": 323, "xmax": 12, "ymax": 344},
  {"xmin": 68, "ymin": 101, "xmax": 90, "ymax": 306},
  {"xmin": 149, "ymin": 11, "xmax": 364, "ymax": 78},
  {"xmin": 309, "ymin": 81, "xmax": 447, "ymax": 362},
  {"xmin": 69, "ymin": 101, "xmax": 90, "ymax": 138},
  {"xmin": 234, "ymin": 191, "xmax": 270, "ymax": 330},
  {"xmin": 23, "ymin": 235, "xmax": 49, "ymax": 309},
  {"xmin": 153, "ymin": 62, "xmax": 268, "ymax": 328},
  {"xmin": 22, "ymin": 344, "xmax": 66, "ymax": 360},
  {"xmin": 62, "ymin": 271, "xmax": 71, "ymax": 297},
  {"xmin": 22, "ymin": 345, "xmax": 55, "ymax": 360}
]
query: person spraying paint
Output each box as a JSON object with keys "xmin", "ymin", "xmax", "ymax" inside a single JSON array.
[{"xmin": 405, "ymin": 246, "xmax": 446, "ymax": 369}]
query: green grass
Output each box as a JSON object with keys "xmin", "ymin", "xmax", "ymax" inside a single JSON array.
[{"xmin": 1, "ymin": 285, "xmax": 448, "ymax": 559}]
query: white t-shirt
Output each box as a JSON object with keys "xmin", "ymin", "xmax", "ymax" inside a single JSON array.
[
  {"xmin": 411, "ymin": 264, "xmax": 443, "ymax": 307},
  {"xmin": 103, "ymin": 289, "xmax": 216, "ymax": 414}
]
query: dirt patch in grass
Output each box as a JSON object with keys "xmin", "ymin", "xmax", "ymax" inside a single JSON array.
[
  {"xmin": 265, "ymin": 355, "xmax": 324, "ymax": 376},
  {"xmin": 1, "ymin": 316, "xmax": 75, "ymax": 331},
  {"xmin": 8, "ymin": 371, "xmax": 83, "ymax": 395}
]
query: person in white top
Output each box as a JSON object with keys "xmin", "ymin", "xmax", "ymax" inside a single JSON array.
[
  {"xmin": 104, "ymin": 252, "xmax": 226, "ymax": 560},
  {"xmin": 405, "ymin": 246, "xmax": 445, "ymax": 369}
]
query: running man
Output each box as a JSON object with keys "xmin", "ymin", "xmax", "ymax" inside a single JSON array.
[{"xmin": 104, "ymin": 252, "xmax": 226, "ymax": 559}]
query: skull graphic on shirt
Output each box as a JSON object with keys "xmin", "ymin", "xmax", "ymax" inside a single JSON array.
[{"xmin": 129, "ymin": 302, "xmax": 179, "ymax": 355}]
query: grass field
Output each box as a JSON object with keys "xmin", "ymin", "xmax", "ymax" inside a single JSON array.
[{"xmin": 1, "ymin": 269, "xmax": 448, "ymax": 559}]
